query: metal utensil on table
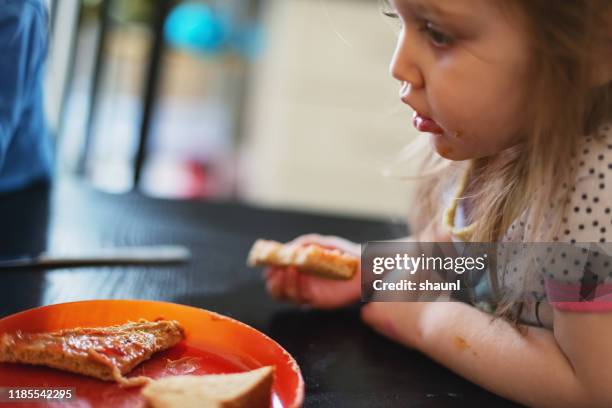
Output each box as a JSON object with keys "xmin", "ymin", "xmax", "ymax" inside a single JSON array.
[{"xmin": 0, "ymin": 245, "xmax": 191, "ymax": 269}]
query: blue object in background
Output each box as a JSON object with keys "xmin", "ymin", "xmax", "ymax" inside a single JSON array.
[
  {"xmin": 164, "ymin": 1, "xmax": 262, "ymax": 59},
  {"xmin": 0, "ymin": 0, "xmax": 53, "ymax": 193},
  {"xmin": 164, "ymin": 2, "xmax": 229, "ymax": 55}
]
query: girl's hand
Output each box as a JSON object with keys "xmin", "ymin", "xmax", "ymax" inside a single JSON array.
[
  {"xmin": 360, "ymin": 302, "xmax": 428, "ymax": 349},
  {"xmin": 263, "ymin": 234, "xmax": 361, "ymax": 309}
]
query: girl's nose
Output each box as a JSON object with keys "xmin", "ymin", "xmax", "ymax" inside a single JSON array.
[{"xmin": 389, "ymin": 30, "xmax": 424, "ymax": 90}]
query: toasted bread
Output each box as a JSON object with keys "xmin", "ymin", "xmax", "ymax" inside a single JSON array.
[
  {"xmin": 0, "ymin": 319, "xmax": 184, "ymax": 387},
  {"xmin": 141, "ymin": 366, "xmax": 274, "ymax": 408},
  {"xmin": 247, "ymin": 239, "xmax": 358, "ymax": 280}
]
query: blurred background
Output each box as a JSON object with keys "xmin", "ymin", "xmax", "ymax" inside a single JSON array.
[{"xmin": 45, "ymin": 0, "xmax": 419, "ymax": 219}]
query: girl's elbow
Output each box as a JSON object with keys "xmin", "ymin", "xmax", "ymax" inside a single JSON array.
[
  {"xmin": 564, "ymin": 378, "xmax": 612, "ymax": 408},
  {"xmin": 582, "ymin": 387, "xmax": 612, "ymax": 408}
]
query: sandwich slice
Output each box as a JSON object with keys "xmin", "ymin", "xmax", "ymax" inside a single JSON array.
[
  {"xmin": 247, "ymin": 239, "xmax": 358, "ymax": 280},
  {"xmin": 0, "ymin": 319, "xmax": 184, "ymax": 387},
  {"xmin": 141, "ymin": 366, "xmax": 275, "ymax": 408}
]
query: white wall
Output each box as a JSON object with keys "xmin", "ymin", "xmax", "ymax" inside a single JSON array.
[{"xmin": 240, "ymin": 0, "xmax": 420, "ymax": 218}]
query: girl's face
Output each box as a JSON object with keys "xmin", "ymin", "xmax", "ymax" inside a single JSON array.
[{"xmin": 389, "ymin": 0, "xmax": 530, "ymax": 160}]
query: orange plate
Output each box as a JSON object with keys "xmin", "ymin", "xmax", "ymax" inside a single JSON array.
[{"xmin": 0, "ymin": 300, "xmax": 304, "ymax": 408}]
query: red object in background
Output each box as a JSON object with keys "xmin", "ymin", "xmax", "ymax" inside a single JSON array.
[
  {"xmin": 185, "ymin": 160, "xmax": 209, "ymax": 197},
  {"xmin": 141, "ymin": 156, "xmax": 236, "ymax": 200}
]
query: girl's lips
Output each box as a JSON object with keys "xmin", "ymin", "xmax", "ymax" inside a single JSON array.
[{"xmin": 413, "ymin": 112, "xmax": 444, "ymax": 134}]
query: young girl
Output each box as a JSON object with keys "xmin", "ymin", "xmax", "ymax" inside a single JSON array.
[{"xmin": 264, "ymin": 0, "xmax": 612, "ymax": 406}]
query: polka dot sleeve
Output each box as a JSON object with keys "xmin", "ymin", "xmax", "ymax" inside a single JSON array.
[
  {"xmin": 557, "ymin": 130, "xmax": 612, "ymax": 244},
  {"xmin": 545, "ymin": 126, "xmax": 612, "ymax": 310}
]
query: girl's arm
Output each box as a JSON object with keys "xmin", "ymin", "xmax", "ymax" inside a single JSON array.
[{"xmin": 362, "ymin": 301, "xmax": 612, "ymax": 407}]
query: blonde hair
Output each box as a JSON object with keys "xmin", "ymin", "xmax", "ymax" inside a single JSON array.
[
  {"xmin": 396, "ymin": 0, "xmax": 612, "ymax": 320},
  {"xmin": 410, "ymin": 0, "xmax": 612, "ymax": 243}
]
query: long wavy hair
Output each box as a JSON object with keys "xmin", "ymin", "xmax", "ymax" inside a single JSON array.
[{"xmin": 385, "ymin": 0, "xmax": 612, "ymax": 319}]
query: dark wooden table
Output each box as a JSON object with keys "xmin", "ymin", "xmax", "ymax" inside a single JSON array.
[{"xmin": 0, "ymin": 179, "xmax": 520, "ymax": 407}]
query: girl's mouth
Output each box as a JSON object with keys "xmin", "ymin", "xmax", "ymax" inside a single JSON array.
[{"xmin": 413, "ymin": 112, "xmax": 444, "ymax": 135}]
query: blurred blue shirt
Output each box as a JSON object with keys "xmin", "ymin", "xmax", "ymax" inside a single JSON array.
[{"xmin": 0, "ymin": 0, "xmax": 53, "ymax": 193}]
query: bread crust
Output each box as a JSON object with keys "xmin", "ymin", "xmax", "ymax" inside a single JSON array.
[
  {"xmin": 0, "ymin": 319, "xmax": 184, "ymax": 387},
  {"xmin": 247, "ymin": 239, "xmax": 358, "ymax": 280},
  {"xmin": 142, "ymin": 366, "xmax": 274, "ymax": 408}
]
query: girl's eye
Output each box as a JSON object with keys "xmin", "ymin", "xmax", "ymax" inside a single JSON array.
[{"xmin": 422, "ymin": 22, "xmax": 453, "ymax": 48}]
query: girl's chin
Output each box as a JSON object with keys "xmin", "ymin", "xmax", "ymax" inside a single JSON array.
[{"xmin": 430, "ymin": 133, "xmax": 469, "ymax": 161}]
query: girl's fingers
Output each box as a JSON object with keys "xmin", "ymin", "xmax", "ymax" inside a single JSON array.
[
  {"xmin": 265, "ymin": 266, "xmax": 312, "ymax": 305},
  {"xmin": 265, "ymin": 266, "xmax": 303, "ymax": 304},
  {"xmin": 264, "ymin": 266, "xmax": 281, "ymax": 280},
  {"xmin": 284, "ymin": 266, "xmax": 306, "ymax": 304},
  {"xmin": 264, "ymin": 267, "xmax": 282, "ymax": 286},
  {"xmin": 296, "ymin": 272, "xmax": 313, "ymax": 304},
  {"xmin": 265, "ymin": 268, "xmax": 285, "ymax": 300}
]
